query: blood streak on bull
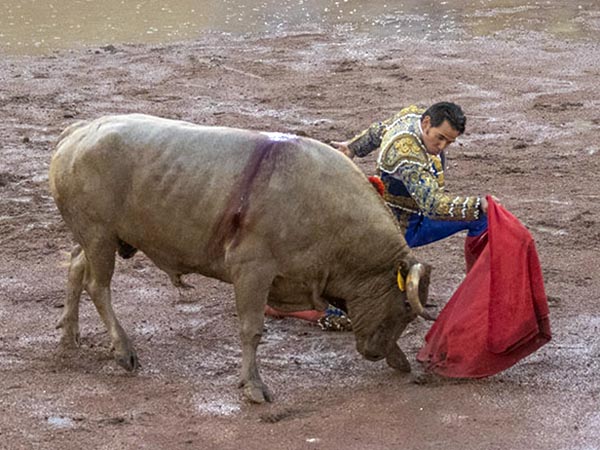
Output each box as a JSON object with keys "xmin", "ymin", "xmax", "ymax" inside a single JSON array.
[{"xmin": 210, "ymin": 134, "xmax": 295, "ymax": 254}]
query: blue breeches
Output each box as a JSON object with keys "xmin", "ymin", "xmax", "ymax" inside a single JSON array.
[{"xmin": 403, "ymin": 212, "xmax": 488, "ymax": 248}]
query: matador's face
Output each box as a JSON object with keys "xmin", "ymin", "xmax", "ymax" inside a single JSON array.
[{"xmin": 420, "ymin": 116, "xmax": 460, "ymax": 156}]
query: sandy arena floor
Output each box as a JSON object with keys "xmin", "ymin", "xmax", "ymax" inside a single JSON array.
[{"xmin": 0, "ymin": 23, "xmax": 599, "ymax": 450}]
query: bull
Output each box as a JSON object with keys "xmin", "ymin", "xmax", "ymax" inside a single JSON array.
[{"xmin": 49, "ymin": 114, "xmax": 431, "ymax": 403}]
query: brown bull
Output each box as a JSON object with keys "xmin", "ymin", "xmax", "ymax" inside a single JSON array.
[{"xmin": 49, "ymin": 114, "xmax": 431, "ymax": 403}]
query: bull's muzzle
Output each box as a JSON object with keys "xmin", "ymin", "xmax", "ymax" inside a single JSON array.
[
  {"xmin": 363, "ymin": 349, "xmax": 386, "ymax": 362},
  {"xmin": 356, "ymin": 338, "xmax": 385, "ymax": 362},
  {"xmin": 359, "ymin": 339, "xmax": 410, "ymax": 371}
]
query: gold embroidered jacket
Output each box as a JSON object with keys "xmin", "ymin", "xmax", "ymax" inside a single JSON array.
[{"xmin": 348, "ymin": 105, "xmax": 481, "ymax": 227}]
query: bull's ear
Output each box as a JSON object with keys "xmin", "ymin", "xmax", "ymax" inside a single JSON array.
[
  {"xmin": 397, "ymin": 260, "xmax": 409, "ymax": 290},
  {"xmin": 398, "ymin": 259, "xmax": 409, "ymax": 275},
  {"xmin": 398, "ymin": 257, "xmax": 418, "ymax": 277}
]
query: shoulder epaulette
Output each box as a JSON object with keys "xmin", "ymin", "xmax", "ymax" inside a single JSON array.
[
  {"xmin": 399, "ymin": 105, "xmax": 426, "ymax": 116},
  {"xmin": 378, "ymin": 134, "xmax": 427, "ymax": 174}
]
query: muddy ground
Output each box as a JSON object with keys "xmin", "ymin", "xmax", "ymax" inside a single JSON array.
[{"xmin": 0, "ymin": 25, "xmax": 599, "ymax": 450}]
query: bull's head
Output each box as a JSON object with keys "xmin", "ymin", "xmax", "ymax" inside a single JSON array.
[{"xmin": 353, "ymin": 260, "xmax": 432, "ymax": 371}]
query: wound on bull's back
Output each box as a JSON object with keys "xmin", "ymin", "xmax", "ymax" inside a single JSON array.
[{"xmin": 211, "ymin": 136, "xmax": 295, "ymax": 253}]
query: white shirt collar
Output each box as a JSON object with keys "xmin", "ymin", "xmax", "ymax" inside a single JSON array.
[{"xmin": 417, "ymin": 115, "xmax": 424, "ymax": 138}]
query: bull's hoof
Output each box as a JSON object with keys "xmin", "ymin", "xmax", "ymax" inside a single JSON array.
[
  {"xmin": 56, "ymin": 317, "xmax": 81, "ymax": 348},
  {"xmin": 115, "ymin": 349, "xmax": 139, "ymax": 372},
  {"xmin": 58, "ymin": 330, "xmax": 81, "ymax": 350},
  {"xmin": 241, "ymin": 381, "xmax": 273, "ymax": 404}
]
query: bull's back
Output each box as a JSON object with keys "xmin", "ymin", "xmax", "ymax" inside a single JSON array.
[
  {"xmin": 50, "ymin": 114, "xmax": 397, "ymax": 278},
  {"xmin": 50, "ymin": 115, "xmax": 264, "ymax": 258}
]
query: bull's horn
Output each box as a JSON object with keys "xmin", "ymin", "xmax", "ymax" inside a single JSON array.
[{"xmin": 406, "ymin": 263, "xmax": 435, "ymax": 321}]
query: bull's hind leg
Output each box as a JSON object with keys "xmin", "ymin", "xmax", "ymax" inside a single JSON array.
[
  {"xmin": 56, "ymin": 245, "xmax": 86, "ymax": 348},
  {"xmin": 83, "ymin": 235, "xmax": 138, "ymax": 371},
  {"xmin": 231, "ymin": 261, "xmax": 277, "ymax": 404}
]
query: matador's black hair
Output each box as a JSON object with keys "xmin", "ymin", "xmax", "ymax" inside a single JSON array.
[{"xmin": 423, "ymin": 102, "xmax": 466, "ymax": 134}]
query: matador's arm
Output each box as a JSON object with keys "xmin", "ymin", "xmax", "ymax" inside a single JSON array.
[
  {"xmin": 346, "ymin": 113, "xmax": 402, "ymax": 157},
  {"xmin": 388, "ymin": 138, "xmax": 482, "ymax": 220}
]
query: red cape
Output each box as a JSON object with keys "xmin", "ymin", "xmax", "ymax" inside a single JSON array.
[{"xmin": 417, "ymin": 198, "xmax": 551, "ymax": 378}]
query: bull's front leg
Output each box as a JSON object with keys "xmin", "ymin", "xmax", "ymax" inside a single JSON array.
[{"xmin": 231, "ymin": 262, "xmax": 277, "ymax": 404}]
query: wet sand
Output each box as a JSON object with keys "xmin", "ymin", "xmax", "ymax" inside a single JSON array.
[
  {"xmin": 2, "ymin": 0, "xmax": 598, "ymax": 54},
  {"xmin": 0, "ymin": 17, "xmax": 599, "ymax": 450}
]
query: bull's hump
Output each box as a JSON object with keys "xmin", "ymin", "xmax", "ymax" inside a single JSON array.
[{"xmin": 259, "ymin": 131, "xmax": 298, "ymax": 142}]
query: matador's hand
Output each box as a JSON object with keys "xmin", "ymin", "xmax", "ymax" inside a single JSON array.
[
  {"xmin": 330, "ymin": 140, "xmax": 355, "ymax": 159},
  {"xmin": 481, "ymin": 195, "xmax": 501, "ymax": 214}
]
